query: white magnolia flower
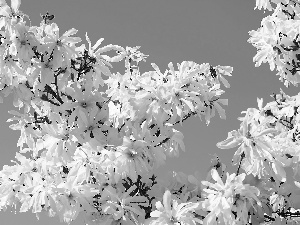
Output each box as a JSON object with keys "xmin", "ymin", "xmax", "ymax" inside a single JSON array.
[
  {"xmin": 201, "ymin": 170, "xmax": 260, "ymax": 225},
  {"xmin": 149, "ymin": 189, "xmax": 202, "ymax": 225}
]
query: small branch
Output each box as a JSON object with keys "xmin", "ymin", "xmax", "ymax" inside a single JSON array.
[
  {"xmin": 236, "ymin": 152, "xmax": 245, "ymax": 175},
  {"xmin": 174, "ymin": 110, "xmax": 198, "ymax": 125},
  {"xmin": 154, "ymin": 137, "xmax": 170, "ymax": 147},
  {"xmin": 40, "ymin": 94, "xmax": 60, "ymax": 106},
  {"xmin": 264, "ymin": 214, "xmax": 275, "ymax": 222},
  {"xmin": 44, "ymin": 84, "xmax": 63, "ymax": 105}
]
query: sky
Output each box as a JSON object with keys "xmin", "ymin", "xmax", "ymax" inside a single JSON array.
[{"xmin": 1, "ymin": 0, "xmax": 300, "ymax": 224}]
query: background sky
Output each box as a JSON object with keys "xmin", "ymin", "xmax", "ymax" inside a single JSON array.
[{"xmin": 1, "ymin": 0, "xmax": 300, "ymax": 224}]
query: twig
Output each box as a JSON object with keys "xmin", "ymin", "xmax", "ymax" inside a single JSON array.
[{"xmin": 236, "ymin": 152, "xmax": 245, "ymax": 175}]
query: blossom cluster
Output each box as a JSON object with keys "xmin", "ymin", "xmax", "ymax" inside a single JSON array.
[
  {"xmin": 250, "ymin": 0, "xmax": 300, "ymax": 86},
  {"xmin": 0, "ymin": 0, "xmax": 235, "ymax": 224},
  {"xmin": 201, "ymin": 170, "xmax": 260, "ymax": 225},
  {"xmin": 216, "ymin": 90, "xmax": 300, "ymax": 224},
  {"xmin": 1, "ymin": 0, "xmax": 300, "ymax": 225}
]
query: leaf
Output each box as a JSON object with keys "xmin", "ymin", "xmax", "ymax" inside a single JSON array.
[
  {"xmin": 95, "ymin": 63, "xmax": 111, "ymax": 77},
  {"xmin": 0, "ymin": 0, "xmax": 7, "ymax": 7},
  {"xmin": 220, "ymin": 66, "xmax": 233, "ymax": 75},
  {"xmin": 162, "ymin": 190, "xmax": 172, "ymax": 213},
  {"xmin": 219, "ymin": 75, "xmax": 230, "ymax": 88},
  {"xmin": 253, "ymin": 50, "xmax": 267, "ymax": 67},
  {"xmin": 19, "ymin": 197, "xmax": 31, "ymax": 212},
  {"xmin": 214, "ymin": 102, "xmax": 226, "ymax": 120},
  {"xmin": 257, "ymin": 98, "xmax": 263, "ymax": 110},
  {"xmin": 295, "ymin": 181, "xmax": 300, "ymax": 189},
  {"xmin": 63, "ymin": 28, "xmax": 78, "ymax": 37},
  {"xmin": 78, "ymin": 110, "xmax": 88, "ymax": 125},
  {"xmin": 33, "ymin": 191, "xmax": 44, "ymax": 213},
  {"xmin": 114, "ymin": 170, "xmax": 121, "ymax": 184},
  {"xmin": 0, "ymin": 4, "xmax": 10, "ymax": 17},
  {"xmin": 262, "ymin": 202, "xmax": 272, "ymax": 217},
  {"xmin": 74, "ymin": 165, "xmax": 88, "ymax": 184},
  {"xmin": 92, "ymin": 38, "xmax": 104, "ymax": 51},
  {"xmin": 168, "ymin": 62, "xmax": 175, "ymax": 75},
  {"xmin": 181, "ymin": 98, "xmax": 194, "ymax": 112},
  {"xmin": 85, "ymin": 32, "xmax": 91, "ymax": 47},
  {"xmin": 256, "ymin": 128, "xmax": 278, "ymax": 137},
  {"xmin": 150, "ymin": 63, "xmax": 164, "ymax": 76},
  {"xmin": 67, "ymin": 162, "xmax": 81, "ymax": 179},
  {"xmin": 256, "ymin": 205, "xmax": 264, "ymax": 220},
  {"xmin": 171, "ymin": 129, "xmax": 185, "ymax": 152},
  {"xmin": 11, "ymin": 0, "xmax": 20, "ymax": 13},
  {"xmin": 176, "ymin": 105, "xmax": 183, "ymax": 124},
  {"xmin": 188, "ymin": 175, "xmax": 199, "ymax": 185},
  {"xmin": 250, "ymin": 214, "xmax": 261, "ymax": 225},
  {"xmin": 205, "ymin": 107, "xmax": 211, "ymax": 125},
  {"xmin": 272, "ymin": 161, "xmax": 286, "ymax": 183},
  {"xmin": 218, "ymin": 98, "xmax": 228, "ymax": 106},
  {"xmin": 211, "ymin": 169, "xmax": 223, "ymax": 184},
  {"xmin": 216, "ymin": 136, "xmax": 242, "ymax": 149}
]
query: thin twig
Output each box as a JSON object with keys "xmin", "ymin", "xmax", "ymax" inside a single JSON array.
[{"xmin": 236, "ymin": 152, "xmax": 245, "ymax": 175}]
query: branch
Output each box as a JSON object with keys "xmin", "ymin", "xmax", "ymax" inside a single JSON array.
[
  {"xmin": 236, "ymin": 152, "xmax": 245, "ymax": 175},
  {"xmin": 174, "ymin": 110, "xmax": 198, "ymax": 125},
  {"xmin": 154, "ymin": 137, "xmax": 170, "ymax": 148},
  {"xmin": 40, "ymin": 94, "xmax": 60, "ymax": 106},
  {"xmin": 44, "ymin": 84, "xmax": 63, "ymax": 105}
]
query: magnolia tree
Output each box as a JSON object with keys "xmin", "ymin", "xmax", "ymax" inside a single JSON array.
[{"xmin": 2, "ymin": 0, "xmax": 300, "ymax": 224}]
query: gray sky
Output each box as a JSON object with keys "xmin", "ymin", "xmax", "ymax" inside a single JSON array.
[{"xmin": 0, "ymin": 0, "xmax": 299, "ymax": 224}]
